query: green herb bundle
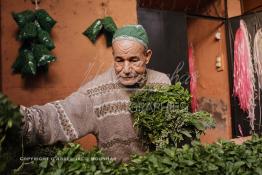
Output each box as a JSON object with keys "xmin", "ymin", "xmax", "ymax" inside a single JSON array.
[
  {"xmin": 129, "ymin": 83, "xmax": 215, "ymax": 150},
  {"xmin": 12, "ymin": 9, "xmax": 56, "ymax": 76},
  {"xmin": 0, "ymin": 93, "xmax": 22, "ymax": 174}
]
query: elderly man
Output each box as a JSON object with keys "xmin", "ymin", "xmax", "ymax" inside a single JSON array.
[{"xmin": 20, "ymin": 25, "xmax": 171, "ymax": 162}]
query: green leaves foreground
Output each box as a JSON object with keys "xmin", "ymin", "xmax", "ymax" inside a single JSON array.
[
  {"xmin": 0, "ymin": 93, "xmax": 22, "ymax": 174},
  {"xmin": 25, "ymin": 137, "xmax": 262, "ymax": 175},
  {"xmin": 32, "ymin": 83, "xmax": 260, "ymax": 175},
  {"xmin": 1, "ymin": 84, "xmax": 261, "ymax": 174}
]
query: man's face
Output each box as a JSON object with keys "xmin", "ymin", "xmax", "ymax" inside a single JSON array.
[{"xmin": 112, "ymin": 40, "xmax": 152, "ymax": 86}]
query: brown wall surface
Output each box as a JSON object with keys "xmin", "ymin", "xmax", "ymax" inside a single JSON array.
[
  {"xmin": 242, "ymin": 0, "xmax": 262, "ymax": 13},
  {"xmin": 187, "ymin": 19, "xmax": 232, "ymax": 143},
  {"xmin": 227, "ymin": 0, "xmax": 241, "ymax": 17},
  {"xmin": 1, "ymin": 0, "xmax": 137, "ymax": 150},
  {"xmin": 138, "ymin": 0, "xmax": 226, "ymax": 18}
]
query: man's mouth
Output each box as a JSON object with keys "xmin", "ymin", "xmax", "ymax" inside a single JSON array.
[
  {"xmin": 116, "ymin": 73, "xmax": 138, "ymax": 81},
  {"xmin": 121, "ymin": 76, "xmax": 137, "ymax": 79},
  {"xmin": 122, "ymin": 77, "xmax": 133, "ymax": 80}
]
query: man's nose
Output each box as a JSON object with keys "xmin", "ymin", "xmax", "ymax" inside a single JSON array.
[{"xmin": 123, "ymin": 61, "xmax": 131, "ymax": 74}]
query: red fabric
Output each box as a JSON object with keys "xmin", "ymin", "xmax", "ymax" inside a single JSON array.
[
  {"xmin": 233, "ymin": 20, "xmax": 255, "ymax": 130},
  {"xmin": 188, "ymin": 43, "xmax": 198, "ymax": 112}
]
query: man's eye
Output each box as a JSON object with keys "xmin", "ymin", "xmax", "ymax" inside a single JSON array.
[
  {"xmin": 131, "ymin": 59, "xmax": 139, "ymax": 62},
  {"xmin": 116, "ymin": 59, "xmax": 124, "ymax": 62}
]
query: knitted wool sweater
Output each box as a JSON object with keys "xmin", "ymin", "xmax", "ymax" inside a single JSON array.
[{"xmin": 20, "ymin": 67, "xmax": 171, "ymax": 162}]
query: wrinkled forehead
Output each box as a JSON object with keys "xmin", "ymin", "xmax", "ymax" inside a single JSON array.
[{"xmin": 112, "ymin": 39, "xmax": 145, "ymax": 56}]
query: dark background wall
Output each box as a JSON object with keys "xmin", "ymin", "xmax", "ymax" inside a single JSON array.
[{"xmin": 137, "ymin": 8, "xmax": 189, "ymax": 87}]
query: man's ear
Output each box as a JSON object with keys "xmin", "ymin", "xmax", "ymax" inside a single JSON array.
[{"xmin": 144, "ymin": 49, "xmax": 152, "ymax": 64}]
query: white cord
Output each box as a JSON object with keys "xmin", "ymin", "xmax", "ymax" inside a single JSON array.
[
  {"xmin": 102, "ymin": 0, "xmax": 108, "ymax": 17},
  {"xmin": 35, "ymin": 0, "xmax": 39, "ymax": 10}
]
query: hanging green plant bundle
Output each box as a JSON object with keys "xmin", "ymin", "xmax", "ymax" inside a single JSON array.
[
  {"xmin": 83, "ymin": 19, "xmax": 103, "ymax": 43},
  {"xmin": 12, "ymin": 10, "xmax": 35, "ymax": 28},
  {"xmin": 102, "ymin": 16, "xmax": 117, "ymax": 46},
  {"xmin": 12, "ymin": 9, "xmax": 57, "ymax": 76},
  {"xmin": 35, "ymin": 9, "xmax": 56, "ymax": 33},
  {"xmin": 83, "ymin": 16, "xmax": 117, "ymax": 46},
  {"xmin": 129, "ymin": 83, "xmax": 216, "ymax": 150}
]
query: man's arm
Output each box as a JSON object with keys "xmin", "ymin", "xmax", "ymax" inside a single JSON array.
[{"xmin": 20, "ymin": 91, "xmax": 97, "ymax": 146}]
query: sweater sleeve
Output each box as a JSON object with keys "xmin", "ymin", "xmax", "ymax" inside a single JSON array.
[{"xmin": 20, "ymin": 91, "xmax": 97, "ymax": 146}]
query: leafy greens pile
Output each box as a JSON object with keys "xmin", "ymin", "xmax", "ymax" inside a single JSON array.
[
  {"xmin": 35, "ymin": 144, "xmax": 117, "ymax": 175},
  {"xmin": 30, "ymin": 136, "xmax": 262, "ymax": 175},
  {"xmin": 123, "ymin": 136, "xmax": 262, "ymax": 175},
  {"xmin": 129, "ymin": 83, "xmax": 215, "ymax": 150}
]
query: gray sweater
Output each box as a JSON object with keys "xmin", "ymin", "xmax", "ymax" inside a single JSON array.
[{"xmin": 20, "ymin": 67, "xmax": 171, "ymax": 162}]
